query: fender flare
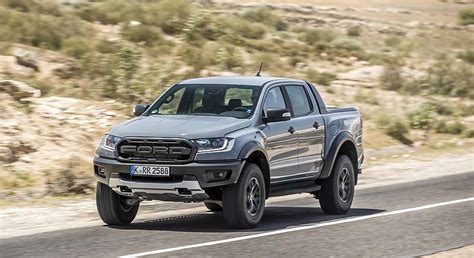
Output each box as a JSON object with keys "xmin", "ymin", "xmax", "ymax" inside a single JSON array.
[
  {"xmin": 238, "ymin": 141, "xmax": 268, "ymax": 161},
  {"xmin": 319, "ymin": 131, "xmax": 357, "ymax": 179}
]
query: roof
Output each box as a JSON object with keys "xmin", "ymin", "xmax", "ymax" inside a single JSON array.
[{"xmin": 179, "ymin": 76, "xmax": 303, "ymax": 86}]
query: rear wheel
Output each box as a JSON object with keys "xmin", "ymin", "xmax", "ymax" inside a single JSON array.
[
  {"xmin": 96, "ymin": 182, "xmax": 139, "ymax": 225},
  {"xmin": 318, "ymin": 155, "xmax": 355, "ymax": 214},
  {"xmin": 222, "ymin": 163, "xmax": 266, "ymax": 228},
  {"xmin": 204, "ymin": 202, "xmax": 223, "ymax": 212}
]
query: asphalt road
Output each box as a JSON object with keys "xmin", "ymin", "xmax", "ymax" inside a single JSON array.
[{"xmin": 1, "ymin": 172, "xmax": 473, "ymax": 257}]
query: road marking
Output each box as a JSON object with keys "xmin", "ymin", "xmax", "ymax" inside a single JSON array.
[{"xmin": 121, "ymin": 197, "xmax": 474, "ymax": 258}]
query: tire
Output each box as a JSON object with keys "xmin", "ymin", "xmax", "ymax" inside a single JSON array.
[
  {"xmin": 222, "ymin": 163, "xmax": 266, "ymax": 229},
  {"xmin": 96, "ymin": 182, "xmax": 139, "ymax": 225},
  {"xmin": 319, "ymin": 155, "xmax": 355, "ymax": 214},
  {"xmin": 204, "ymin": 202, "xmax": 223, "ymax": 212}
]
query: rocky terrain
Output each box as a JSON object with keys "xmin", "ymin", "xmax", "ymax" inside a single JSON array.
[{"xmin": 0, "ymin": 0, "xmax": 473, "ymax": 200}]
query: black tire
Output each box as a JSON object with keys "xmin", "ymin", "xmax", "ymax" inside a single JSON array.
[
  {"xmin": 222, "ymin": 163, "xmax": 266, "ymax": 229},
  {"xmin": 204, "ymin": 202, "xmax": 223, "ymax": 212},
  {"xmin": 319, "ymin": 155, "xmax": 355, "ymax": 214},
  {"xmin": 96, "ymin": 182, "xmax": 139, "ymax": 225}
]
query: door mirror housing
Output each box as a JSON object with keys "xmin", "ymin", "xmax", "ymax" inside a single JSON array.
[
  {"xmin": 134, "ymin": 104, "xmax": 149, "ymax": 116},
  {"xmin": 263, "ymin": 108, "xmax": 291, "ymax": 123}
]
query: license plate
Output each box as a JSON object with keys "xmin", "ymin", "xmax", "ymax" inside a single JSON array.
[{"xmin": 130, "ymin": 165, "xmax": 170, "ymax": 176}]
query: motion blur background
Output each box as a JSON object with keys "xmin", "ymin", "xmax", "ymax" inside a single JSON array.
[{"xmin": 0, "ymin": 0, "xmax": 473, "ymax": 202}]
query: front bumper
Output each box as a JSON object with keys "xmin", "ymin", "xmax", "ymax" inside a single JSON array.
[{"xmin": 93, "ymin": 155, "xmax": 244, "ymax": 202}]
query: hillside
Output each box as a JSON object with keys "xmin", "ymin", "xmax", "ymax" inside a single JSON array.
[{"xmin": 0, "ymin": 0, "xmax": 473, "ymax": 199}]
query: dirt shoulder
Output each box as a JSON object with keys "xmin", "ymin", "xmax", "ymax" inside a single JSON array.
[{"xmin": 1, "ymin": 152, "xmax": 473, "ymax": 239}]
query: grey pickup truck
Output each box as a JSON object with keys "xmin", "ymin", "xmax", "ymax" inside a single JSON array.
[{"xmin": 94, "ymin": 76, "xmax": 363, "ymax": 228}]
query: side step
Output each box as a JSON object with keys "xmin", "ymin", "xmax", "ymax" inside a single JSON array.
[{"xmin": 269, "ymin": 181, "xmax": 321, "ymax": 197}]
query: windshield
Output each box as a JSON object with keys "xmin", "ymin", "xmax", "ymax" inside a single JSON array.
[{"xmin": 146, "ymin": 84, "xmax": 262, "ymax": 119}]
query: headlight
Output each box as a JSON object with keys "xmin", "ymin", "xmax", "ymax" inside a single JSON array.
[
  {"xmin": 97, "ymin": 135, "xmax": 122, "ymax": 158},
  {"xmin": 100, "ymin": 134, "xmax": 122, "ymax": 150},
  {"xmin": 192, "ymin": 138, "xmax": 232, "ymax": 153}
]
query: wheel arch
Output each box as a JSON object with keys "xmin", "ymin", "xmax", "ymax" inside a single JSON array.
[
  {"xmin": 320, "ymin": 132, "xmax": 359, "ymax": 184},
  {"xmin": 239, "ymin": 142, "xmax": 270, "ymax": 198}
]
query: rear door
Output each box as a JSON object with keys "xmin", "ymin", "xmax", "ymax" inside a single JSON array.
[
  {"xmin": 260, "ymin": 86, "xmax": 299, "ymax": 180},
  {"xmin": 283, "ymin": 84, "xmax": 325, "ymax": 176}
]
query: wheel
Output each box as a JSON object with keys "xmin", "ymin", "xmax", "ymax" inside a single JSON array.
[
  {"xmin": 222, "ymin": 163, "xmax": 266, "ymax": 228},
  {"xmin": 204, "ymin": 201, "xmax": 223, "ymax": 212},
  {"xmin": 318, "ymin": 155, "xmax": 355, "ymax": 214},
  {"xmin": 96, "ymin": 182, "xmax": 139, "ymax": 225}
]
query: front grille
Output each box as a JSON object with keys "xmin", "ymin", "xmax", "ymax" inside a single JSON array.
[
  {"xmin": 120, "ymin": 173, "xmax": 184, "ymax": 183},
  {"xmin": 117, "ymin": 138, "xmax": 195, "ymax": 163}
]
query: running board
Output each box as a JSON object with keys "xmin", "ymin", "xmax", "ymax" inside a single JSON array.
[{"xmin": 269, "ymin": 184, "xmax": 321, "ymax": 197}]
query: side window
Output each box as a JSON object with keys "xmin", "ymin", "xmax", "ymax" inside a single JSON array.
[
  {"xmin": 263, "ymin": 87, "xmax": 287, "ymax": 114},
  {"xmin": 285, "ymin": 86, "xmax": 312, "ymax": 117},
  {"xmin": 156, "ymin": 87, "xmax": 185, "ymax": 114}
]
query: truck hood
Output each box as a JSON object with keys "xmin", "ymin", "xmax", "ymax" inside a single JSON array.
[{"xmin": 109, "ymin": 115, "xmax": 251, "ymax": 139}]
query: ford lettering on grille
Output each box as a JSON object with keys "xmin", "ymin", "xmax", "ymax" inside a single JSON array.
[{"xmin": 117, "ymin": 139, "xmax": 195, "ymax": 163}]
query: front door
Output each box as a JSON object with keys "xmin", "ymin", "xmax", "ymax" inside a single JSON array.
[{"xmin": 260, "ymin": 86, "xmax": 299, "ymax": 180}]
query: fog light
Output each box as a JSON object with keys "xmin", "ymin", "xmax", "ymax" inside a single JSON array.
[
  {"xmin": 95, "ymin": 166, "xmax": 107, "ymax": 178},
  {"xmin": 214, "ymin": 171, "xmax": 227, "ymax": 179},
  {"xmin": 206, "ymin": 170, "xmax": 231, "ymax": 182}
]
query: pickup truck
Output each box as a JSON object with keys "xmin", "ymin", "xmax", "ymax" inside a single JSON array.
[{"xmin": 94, "ymin": 76, "xmax": 363, "ymax": 228}]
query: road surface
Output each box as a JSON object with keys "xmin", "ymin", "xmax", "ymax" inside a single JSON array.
[{"xmin": 1, "ymin": 172, "xmax": 473, "ymax": 257}]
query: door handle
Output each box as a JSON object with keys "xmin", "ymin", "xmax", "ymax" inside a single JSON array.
[
  {"xmin": 313, "ymin": 121, "xmax": 320, "ymax": 129},
  {"xmin": 288, "ymin": 126, "xmax": 296, "ymax": 134}
]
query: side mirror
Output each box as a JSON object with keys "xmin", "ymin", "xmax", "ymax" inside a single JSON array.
[
  {"xmin": 134, "ymin": 104, "xmax": 149, "ymax": 116},
  {"xmin": 263, "ymin": 108, "xmax": 291, "ymax": 123}
]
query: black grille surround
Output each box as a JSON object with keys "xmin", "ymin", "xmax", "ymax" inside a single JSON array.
[{"xmin": 116, "ymin": 138, "xmax": 196, "ymax": 164}]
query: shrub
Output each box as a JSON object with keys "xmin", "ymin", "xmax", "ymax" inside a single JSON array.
[
  {"xmin": 347, "ymin": 26, "xmax": 361, "ymax": 37},
  {"xmin": 306, "ymin": 70, "xmax": 336, "ymax": 86},
  {"xmin": 121, "ymin": 25, "xmax": 162, "ymax": 46},
  {"xmin": 331, "ymin": 38, "xmax": 363, "ymax": 52},
  {"xmin": 62, "ymin": 37, "xmax": 94, "ymax": 58},
  {"xmin": 353, "ymin": 89, "xmax": 379, "ymax": 105},
  {"xmin": 375, "ymin": 113, "xmax": 410, "ymax": 143},
  {"xmin": 297, "ymin": 28, "xmax": 335, "ymax": 46},
  {"xmin": 407, "ymin": 58, "xmax": 474, "ymax": 99},
  {"xmin": 407, "ymin": 102, "xmax": 438, "ymax": 130},
  {"xmin": 380, "ymin": 59, "xmax": 404, "ymax": 91},
  {"xmin": 458, "ymin": 8, "xmax": 474, "ymax": 26},
  {"xmin": 457, "ymin": 49, "xmax": 474, "ymax": 65},
  {"xmin": 216, "ymin": 46, "xmax": 243, "ymax": 70},
  {"xmin": 241, "ymin": 8, "xmax": 287, "ymax": 31}
]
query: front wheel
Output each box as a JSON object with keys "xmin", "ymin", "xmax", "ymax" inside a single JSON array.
[
  {"xmin": 222, "ymin": 163, "xmax": 266, "ymax": 228},
  {"xmin": 318, "ymin": 155, "xmax": 355, "ymax": 214},
  {"xmin": 96, "ymin": 182, "xmax": 139, "ymax": 225}
]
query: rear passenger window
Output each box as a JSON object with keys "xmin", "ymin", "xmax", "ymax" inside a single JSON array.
[
  {"xmin": 285, "ymin": 86, "xmax": 312, "ymax": 117},
  {"xmin": 263, "ymin": 87, "xmax": 286, "ymax": 113}
]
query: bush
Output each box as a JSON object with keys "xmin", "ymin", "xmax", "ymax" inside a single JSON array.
[
  {"xmin": 296, "ymin": 27, "xmax": 335, "ymax": 46},
  {"xmin": 353, "ymin": 89, "xmax": 379, "ymax": 105},
  {"xmin": 407, "ymin": 58, "xmax": 474, "ymax": 99},
  {"xmin": 305, "ymin": 69, "xmax": 336, "ymax": 86},
  {"xmin": 457, "ymin": 50, "xmax": 474, "ymax": 65},
  {"xmin": 347, "ymin": 26, "xmax": 361, "ymax": 37},
  {"xmin": 380, "ymin": 59, "xmax": 404, "ymax": 91},
  {"xmin": 458, "ymin": 8, "xmax": 474, "ymax": 25},
  {"xmin": 241, "ymin": 8, "xmax": 287, "ymax": 31},
  {"xmin": 0, "ymin": 9, "xmax": 93, "ymax": 50},
  {"xmin": 331, "ymin": 38, "xmax": 363, "ymax": 52},
  {"xmin": 375, "ymin": 113, "xmax": 410, "ymax": 143},
  {"xmin": 121, "ymin": 25, "xmax": 162, "ymax": 46},
  {"xmin": 62, "ymin": 37, "xmax": 94, "ymax": 58},
  {"xmin": 407, "ymin": 103, "xmax": 438, "ymax": 130}
]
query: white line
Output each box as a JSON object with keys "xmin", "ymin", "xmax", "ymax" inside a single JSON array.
[{"xmin": 120, "ymin": 197, "xmax": 474, "ymax": 258}]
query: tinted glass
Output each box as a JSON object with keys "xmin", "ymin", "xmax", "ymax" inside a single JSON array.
[
  {"xmin": 147, "ymin": 85, "xmax": 261, "ymax": 119},
  {"xmin": 263, "ymin": 87, "xmax": 286, "ymax": 112},
  {"xmin": 285, "ymin": 86, "xmax": 312, "ymax": 116}
]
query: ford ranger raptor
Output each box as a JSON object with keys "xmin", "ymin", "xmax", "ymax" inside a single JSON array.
[{"xmin": 94, "ymin": 76, "xmax": 363, "ymax": 228}]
